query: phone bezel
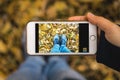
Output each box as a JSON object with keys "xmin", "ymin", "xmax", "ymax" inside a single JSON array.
[{"xmin": 27, "ymin": 21, "xmax": 97, "ymax": 55}]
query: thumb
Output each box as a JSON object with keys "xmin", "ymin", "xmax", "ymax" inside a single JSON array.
[
  {"xmin": 86, "ymin": 12, "xmax": 117, "ymax": 33},
  {"xmin": 87, "ymin": 13, "xmax": 120, "ymax": 47}
]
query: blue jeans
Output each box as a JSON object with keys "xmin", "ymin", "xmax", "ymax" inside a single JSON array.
[
  {"xmin": 7, "ymin": 56, "xmax": 46, "ymax": 80},
  {"xmin": 7, "ymin": 56, "xmax": 86, "ymax": 80},
  {"xmin": 50, "ymin": 44, "xmax": 71, "ymax": 53}
]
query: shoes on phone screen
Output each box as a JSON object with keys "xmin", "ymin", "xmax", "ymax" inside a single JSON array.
[
  {"xmin": 61, "ymin": 34, "xmax": 67, "ymax": 46},
  {"xmin": 53, "ymin": 34, "xmax": 60, "ymax": 45}
]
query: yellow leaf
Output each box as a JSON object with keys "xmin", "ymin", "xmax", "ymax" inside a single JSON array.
[
  {"xmin": 19, "ymin": 1, "xmax": 30, "ymax": 11},
  {"xmin": 54, "ymin": 1, "xmax": 68, "ymax": 11},
  {"xmin": 1, "ymin": 21, "xmax": 11, "ymax": 34},
  {"xmin": 40, "ymin": 24, "xmax": 50, "ymax": 31},
  {"xmin": 10, "ymin": 47, "xmax": 22, "ymax": 61},
  {"xmin": 68, "ymin": 0, "xmax": 80, "ymax": 7},
  {"xmin": 46, "ymin": 6, "xmax": 57, "ymax": 18},
  {"xmin": 0, "ymin": 40, "xmax": 7, "ymax": 53}
]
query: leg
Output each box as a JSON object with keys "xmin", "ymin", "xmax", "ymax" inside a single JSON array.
[
  {"xmin": 50, "ymin": 34, "xmax": 60, "ymax": 53},
  {"xmin": 44, "ymin": 56, "xmax": 86, "ymax": 80},
  {"xmin": 7, "ymin": 56, "xmax": 46, "ymax": 80},
  {"xmin": 60, "ymin": 45, "xmax": 71, "ymax": 53},
  {"xmin": 60, "ymin": 34, "xmax": 71, "ymax": 53},
  {"xmin": 50, "ymin": 44, "xmax": 60, "ymax": 53}
]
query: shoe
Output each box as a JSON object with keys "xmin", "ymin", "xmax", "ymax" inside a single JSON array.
[
  {"xmin": 61, "ymin": 34, "xmax": 67, "ymax": 46},
  {"xmin": 53, "ymin": 34, "xmax": 60, "ymax": 45}
]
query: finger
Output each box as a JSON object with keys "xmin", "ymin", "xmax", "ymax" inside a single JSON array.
[
  {"xmin": 86, "ymin": 12, "xmax": 118, "ymax": 33},
  {"xmin": 68, "ymin": 16, "xmax": 87, "ymax": 21}
]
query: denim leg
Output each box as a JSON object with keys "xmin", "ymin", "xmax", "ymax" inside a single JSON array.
[
  {"xmin": 60, "ymin": 45, "xmax": 71, "ymax": 53},
  {"xmin": 7, "ymin": 56, "xmax": 46, "ymax": 80},
  {"xmin": 44, "ymin": 57, "xmax": 86, "ymax": 80},
  {"xmin": 50, "ymin": 44, "xmax": 60, "ymax": 53}
]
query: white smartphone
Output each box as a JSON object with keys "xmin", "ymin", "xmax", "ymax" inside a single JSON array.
[{"xmin": 27, "ymin": 21, "xmax": 97, "ymax": 55}]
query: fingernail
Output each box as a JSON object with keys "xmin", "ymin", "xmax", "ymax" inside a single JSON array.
[{"xmin": 88, "ymin": 12, "xmax": 95, "ymax": 18}]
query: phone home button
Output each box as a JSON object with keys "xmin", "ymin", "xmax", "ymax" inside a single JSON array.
[{"xmin": 90, "ymin": 35, "xmax": 96, "ymax": 41}]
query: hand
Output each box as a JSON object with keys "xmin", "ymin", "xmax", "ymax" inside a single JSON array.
[{"xmin": 68, "ymin": 12, "xmax": 120, "ymax": 47}]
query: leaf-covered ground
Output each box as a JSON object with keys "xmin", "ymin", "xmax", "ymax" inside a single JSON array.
[{"xmin": 0, "ymin": 0, "xmax": 120, "ymax": 80}]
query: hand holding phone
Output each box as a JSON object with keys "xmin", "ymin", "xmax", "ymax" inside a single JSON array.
[{"xmin": 27, "ymin": 21, "xmax": 97, "ymax": 55}]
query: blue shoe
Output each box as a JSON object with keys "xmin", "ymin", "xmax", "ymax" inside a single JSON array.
[
  {"xmin": 61, "ymin": 34, "xmax": 67, "ymax": 46},
  {"xmin": 53, "ymin": 34, "xmax": 60, "ymax": 45}
]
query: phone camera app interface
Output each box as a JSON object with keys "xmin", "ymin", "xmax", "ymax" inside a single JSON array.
[{"xmin": 35, "ymin": 23, "xmax": 89, "ymax": 53}]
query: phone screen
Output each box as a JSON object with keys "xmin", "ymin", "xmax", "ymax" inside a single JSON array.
[{"xmin": 35, "ymin": 22, "xmax": 89, "ymax": 53}]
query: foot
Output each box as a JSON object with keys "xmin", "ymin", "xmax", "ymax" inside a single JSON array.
[
  {"xmin": 53, "ymin": 34, "xmax": 60, "ymax": 45},
  {"xmin": 61, "ymin": 34, "xmax": 67, "ymax": 46}
]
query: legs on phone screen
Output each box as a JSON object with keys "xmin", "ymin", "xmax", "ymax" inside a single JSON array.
[
  {"xmin": 50, "ymin": 44, "xmax": 60, "ymax": 53},
  {"xmin": 50, "ymin": 34, "xmax": 71, "ymax": 53},
  {"xmin": 7, "ymin": 56, "xmax": 46, "ymax": 80},
  {"xmin": 50, "ymin": 34, "xmax": 60, "ymax": 53},
  {"xmin": 60, "ymin": 45, "xmax": 71, "ymax": 53},
  {"xmin": 60, "ymin": 34, "xmax": 71, "ymax": 53}
]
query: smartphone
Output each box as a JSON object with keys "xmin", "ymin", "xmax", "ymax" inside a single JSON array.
[{"xmin": 27, "ymin": 21, "xmax": 97, "ymax": 55}]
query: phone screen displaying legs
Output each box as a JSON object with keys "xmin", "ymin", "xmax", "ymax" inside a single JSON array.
[{"xmin": 35, "ymin": 23, "xmax": 89, "ymax": 53}]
